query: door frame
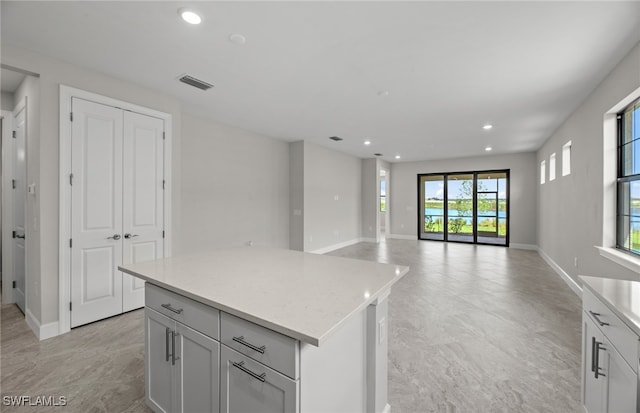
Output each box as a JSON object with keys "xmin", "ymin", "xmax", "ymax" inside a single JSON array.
[
  {"xmin": 1, "ymin": 107, "xmax": 17, "ymax": 305},
  {"xmin": 58, "ymin": 85, "xmax": 172, "ymax": 335}
]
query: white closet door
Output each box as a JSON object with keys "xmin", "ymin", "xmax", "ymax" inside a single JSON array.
[
  {"xmin": 70, "ymin": 98, "xmax": 124, "ymax": 327},
  {"xmin": 122, "ymin": 111, "xmax": 164, "ymax": 312},
  {"xmin": 12, "ymin": 103, "xmax": 26, "ymax": 313}
]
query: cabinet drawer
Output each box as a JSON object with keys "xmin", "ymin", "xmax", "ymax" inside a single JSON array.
[
  {"xmin": 583, "ymin": 288, "xmax": 639, "ymax": 373},
  {"xmin": 220, "ymin": 345, "xmax": 299, "ymax": 413},
  {"xmin": 146, "ymin": 284, "xmax": 220, "ymax": 340},
  {"xmin": 221, "ymin": 312, "xmax": 299, "ymax": 379}
]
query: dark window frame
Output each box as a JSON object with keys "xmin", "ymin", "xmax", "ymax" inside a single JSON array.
[
  {"xmin": 616, "ymin": 97, "xmax": 640, "ymax": 255},
  {"xmin": 417, "ymin": 169, "xmax": 510, "ymax": 247}
]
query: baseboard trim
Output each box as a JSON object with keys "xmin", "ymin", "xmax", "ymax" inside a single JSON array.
[
  {"xmin": 309, "ymin": 238, "xmax": 363, "ymax": 254},
  {"xmin": 26, "ymin": 309, "xmax": 60, "ymax": 341},
  {"xmin": 387, "ymin": 234, "xmax": 418, "ymax": 240},
  {"xmin": 510, "ymin": 243, "xmax": 538, "ymax": 250},
  {"xmin": 538, "ymin": 248, "xmax": 582, "ymax": 297},
  {"xmin": 361, "ymin": 237, "xmax": 378, "ymax": 243}
]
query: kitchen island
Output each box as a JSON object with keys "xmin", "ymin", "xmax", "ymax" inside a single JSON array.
[{"xmin": 119, "ymin": 247, "xmax": 409, "ymax": 413}]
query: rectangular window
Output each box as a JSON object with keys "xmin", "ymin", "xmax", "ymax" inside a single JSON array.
[
  {"xmin": 540, "ymin": 160, "xmax": 546, "ymax": 184},
  {"xmin": 549, "ymin": 153, "xmax": 556, "ymax": 181},
  {"xmin": 562, "ymin": 141, "xmax": 572, "ymax": 176},
  {"xmin": 617, "ymin": 98, "xmax": 640, "ymax": 255}
]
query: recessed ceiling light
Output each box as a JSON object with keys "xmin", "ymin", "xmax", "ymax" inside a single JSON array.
[
  {"xmin": 485, "ymin": 146, "xmax": 493, "ymax": 151},
  {"xmin": 364, "ymin": 140, "xmax": 371, "ymax": 146},
  {"xmin": 179, "ymin": 8, "xmax": 202, "ymax": 25},
  {"xmin": 377, "ymin": 91, "xmax": 390, "ymax": 97},
  {"xmin": 395, "ymin": 155, "xmax": 401, "ymax": 159},
  {"xmin": 483, "ymin": 124, "xmax": 493, "ymax": 130},
  {"xmin": 229, "ymin": 34, "xmax": 246, "ymax": 45}
]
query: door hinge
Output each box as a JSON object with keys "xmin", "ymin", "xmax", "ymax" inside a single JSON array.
[
  {"xmin": 12, "ymin": 179, "xmax": 16, "ymax": 189},
  {"xmin": 12, "ymin": 230, "xmax": 16, "ymax": 239},
  {"xmin": 12, "ymin": 130, "xmax": 16, "ymax": 139},
  {"xmin": 69, "ymin": 238, "xmax": 73, "ymax": 248},
  {"xmin": 162, "ymin": 131, "xmax": 165, "ymax": 140},
  {"xmin": 12, "ymin": 281, "xmax": 16, "ymax": 289},
  {"xmin": 70, "ymin": 112, "xmax": 73, "ymax": 122},
  {"xmin": 69, "ymin": 302, "xmax": 72, "ymax": 311},
  {"xmin": 162, "ymin": 180, "xmax": 165, "ymax": 190},
  {"xmin": 69, "ymin": 173, "xmax": 74, "ymax": 186},
  {"xmin": 162, "ymin": 230, "xmax": 165, "ymax": 239}
]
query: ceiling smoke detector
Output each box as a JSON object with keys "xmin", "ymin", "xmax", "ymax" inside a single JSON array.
[{"xmin": 178, "ymin": 74, "xmax": 214, "ymax": 91}]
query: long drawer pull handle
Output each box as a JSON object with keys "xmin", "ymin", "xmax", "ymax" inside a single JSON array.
[
  {"xmin": 165, "ymin": 327, "xmax": 171, "ymax": 362},
  {"xmin": 589, "ymin": 311, "xmax": 610, "ymax": 326},
  {"xmin": 594, "ymin": 340, "xmax": 606, "ymax": 379},
  {"xmin": 161, "ymin": 303, "xmax": 184, "ymax": 314},
  {"xmin": 590, "ymin": 337, "xmax": 596, "ymax": 373},
  {"xmin": 171, "ymin": 330, "xmax": 177, "ymax": 366},
  {"xmin": 232, "ymin": 336, "xmax": 266, "ymax": 354},
  {"xmin": 232, "ymin": 361, "xmax": 266, "ymax": 382}
]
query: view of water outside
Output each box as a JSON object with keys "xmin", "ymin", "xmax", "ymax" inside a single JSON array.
[{"xmin": 422, "ymin": 173, "xmax": 507, "ymax": 239}]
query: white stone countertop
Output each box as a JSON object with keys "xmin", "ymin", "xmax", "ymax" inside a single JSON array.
[
  {"xmin": 119, "ymin": 247, "xmax": 409, "ymax": 346},
  {"xmin": 580, "ymin": 275, "xmax": 640, "ymax": 337}
]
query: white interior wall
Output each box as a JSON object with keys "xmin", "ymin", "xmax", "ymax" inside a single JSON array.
[
  {"xmin": 289, "ymin": 141, "xmax": 304, "ymax": 251},
  {"xmin": 179, "ymin": 113, "xmax": 290, "ymax": 253},
  {"xmin": 537, "ymin": 41, "xmax": 640, "ymax": 284},
  {"xmin": 1, "ymin": 92, "xmax": 14, "ymax": 111},
  {"xmin": 389, "ymin": 152, "xmax": 538, "ymax": 247},
  {"xmin": 361, "ymin": 158, "xmax": 378, "ymax": 242},
  {"xmin": 303, "ymin": 142, "xmax": 362, "ymax": 252}
]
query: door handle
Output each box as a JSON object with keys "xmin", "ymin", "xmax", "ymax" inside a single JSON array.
[
  {"xmin": 15, "ymin": 234, "xmax": 25, "ymax": 239},
  {"xmin": 124, "ymin": 233, "xmax": 139, "ymax": 239},
  {"xmin": 107, "ymin": 234, "xmax": 121, "ymax": 240},
  {"xmin": 594, "ymin": 340, "xmax": 606, "ymax": 379}
]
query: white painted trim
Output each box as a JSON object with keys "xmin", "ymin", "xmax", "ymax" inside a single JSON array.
[
  {"xmin": 537, "ymin": 248, "xmax": 582, "ymax": 297},
  {"xmin": 596, "ymin": 246, "xmax": 640, "ymax": 277},
  {"xmin": 309, "ymin": 238, "xmax": 363, "ymax": 254},
  {"xmin": 509, "ymin": 243, "xmax": 538, "ymax": 250},
  {"xmin": 1, "ymin": 110, "xmax": 14, "ymax": 304},
  {"xmin": 25, "ymin": 308, "xmax": 59, "ymax": 340},
  {"xmin": 387, "ymin": 234, "xmax": 418, "ymax": 240},
  {"xmin": 382, "ymin": 403, "xmax": 391, "ymax": 413},
  {"xmin": 58, "ymin": 85, "xmax": 173, "ymax": 337}
]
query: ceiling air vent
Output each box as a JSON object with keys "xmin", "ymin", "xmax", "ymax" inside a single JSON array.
[
  {"xmin": 329, "ymin": 136, "xmax": 343, "ymax": 142},
  {"xmin": 374, "ymin": 153, "xmax": 383, "ymax": 157},
  {"xmin": 178, "ymin": 74, "xmax": 214, "ymax": 91}
]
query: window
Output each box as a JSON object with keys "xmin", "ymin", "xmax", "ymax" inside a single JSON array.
[
  {"xmin": 549, "ymin": 153, "xmax": 556, "ymax": 181},
  {"xmin": 380, "ymin": 170, "xmax": 387, "ymax": 212},
  {"xmin": 617, "ymin": 98, "xmax": 640, "ymax": 255},
  {"xmin": 540, "ymin": 160, "xmax": 546, "ymax": 184},
  {"xmin": 562, "ymin": 141, "xmax": 572, "ymax": 176}
]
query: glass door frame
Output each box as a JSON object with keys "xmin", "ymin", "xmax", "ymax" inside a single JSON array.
[{"xmin": 417, "ymin": 169, "xmax": 510, "ymax": 246}]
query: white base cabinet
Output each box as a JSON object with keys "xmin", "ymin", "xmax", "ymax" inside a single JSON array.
[
  {"xmin": 581, "ymin": 288, "xmax": 639, "ymax": 413},
  {"xmin": 145, "ymin": 308, "xmax": 220, "ymax": 413},
  {"xmin": 145, "ymin": 283, "xmax": 390, "ymax": 413},
  {"xmin": 220, "ymin": 345, "xmax": 298, "ymax": 413}
]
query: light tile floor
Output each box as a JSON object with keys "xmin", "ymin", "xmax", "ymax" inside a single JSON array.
[{"xmin": 1, "ymin": 240, "xmax": 582, "ymax": 412}]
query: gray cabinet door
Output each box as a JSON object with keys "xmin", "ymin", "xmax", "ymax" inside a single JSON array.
[
  {"xmin": 146, "ymin": 308, "xmax": 176, "ymax": 413},
  {"xmin": 177, "ymin": 323, "xmax": 220, "ymax": 413},
  {"xmin": 605, "ymin": 336, "xmax": 637, "ymax": 413},
  {"xmin": 220, "ymin": 345, "xmax": 298, "ymax": 413},
  {"xmin": 583, "ymin": 313, "xmax": 606, "ymax": 413}
]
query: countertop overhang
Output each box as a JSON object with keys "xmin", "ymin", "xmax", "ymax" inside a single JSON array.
[
  {"xmin": 580, "ymin": 275, "xmax": 640, "ymax": 337},
  {"xmin": 119, "ymin": 247, "xmax": 409, "ymax": 346}
]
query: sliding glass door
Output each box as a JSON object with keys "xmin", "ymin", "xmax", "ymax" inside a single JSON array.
[{"xmin": 418, "ymin": 170, "xmax": 509, "ymax": 246}]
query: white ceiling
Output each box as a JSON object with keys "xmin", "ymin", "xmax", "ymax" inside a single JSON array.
[{"xmin": 2, "ymin": 1, "xmax": 639, "ymax": 162}]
